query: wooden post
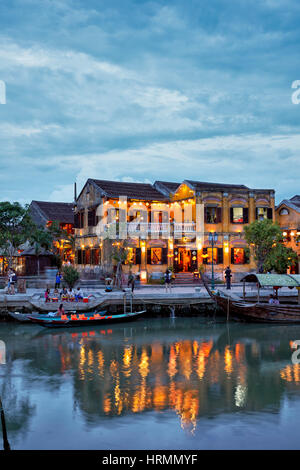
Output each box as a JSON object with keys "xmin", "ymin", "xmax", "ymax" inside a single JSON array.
[
  {"xmin": 243, "ymin": 281, "xmax": 245, "ymax": 300},
  {"xmin": 0, "ymin": 397, "xmax": 10, "ymax": 451},
  {"xmin": 227, "ymin": 295, "xmax": 230, "ymax": 322}
]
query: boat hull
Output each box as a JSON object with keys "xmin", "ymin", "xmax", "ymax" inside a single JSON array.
[
  {"xmin": 214, "ymin": 295, "xmax": 300, "ymax": 323},
  {"xmin": 200, "ymin": 272, "xmax": 300, "ymax": 323},
  {"xmin": 27, "ymin": 310, "xmax": 146, "ymax": 328}
]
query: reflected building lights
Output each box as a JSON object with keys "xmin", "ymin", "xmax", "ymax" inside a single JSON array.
[
  {"xmin": 123, "ymin": 345, "xmax": 133, "ymax": 378},
  {"xmin": 66, "ymin": 334, "xmax": 293, "ymax": 434},
  {"xmin": 224, "ymin": 346, "xmax": 233, "ymax": 376},
  {"xmin": 234, "ymin": 384, "xmax": 247, "ymax": 408},
  {"xmin": 280, "ymin": 364, "xmax": 300, "ymax": 383},
  {"xmin": 97, "ymin": 350, "xmax": 104, "ymax": 377}
]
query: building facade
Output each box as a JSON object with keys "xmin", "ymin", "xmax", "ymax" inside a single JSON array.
[
  {"xmin": 275, "ymin": 195, "xmax": 300, "ymax": 274},
  {"xmin": 74, "ymin": 179, "xmax": 275, "ymax": 281}
]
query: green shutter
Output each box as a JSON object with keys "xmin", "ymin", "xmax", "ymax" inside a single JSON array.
[
  {"xmin": 202, "ymin": 247, "xmax": 208, "ymax": 265},
  {"xmin": 162, "ymin": 248, "xmax": 168, "ymax": 265},
  {"xmin": 135, "ymin": 248, "xmax": 141, "ymax": 265},
  {"xmin": 147, "ymin": 248, "xmax": 151, "ymax": 265},
  {"xmin": 217, "ymin": 247, "xmax": 223, "ymax": 265}
]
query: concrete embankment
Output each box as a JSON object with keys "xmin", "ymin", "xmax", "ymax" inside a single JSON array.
[{"xmin": 0, "ymin": 285, "xmax": 298, "ymax": 321}]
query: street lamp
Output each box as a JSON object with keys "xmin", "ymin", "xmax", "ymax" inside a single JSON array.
[{"xmin": 208, "ymin": 232, "xmax": 218, "ymax": 290}]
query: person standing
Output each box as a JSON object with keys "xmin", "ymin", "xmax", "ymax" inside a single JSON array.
[
  {"xmin": 224, "ymin": 266, "xmax": 232, "ymax": 290},
  {"xmin": 127, "ymin": 271, "xmax": 135, "ymax": 293},
  {"xmin": 164, "ymin": 269, "xmax": 172, "ymax": 293},
  {"xmin": 10, "ymin": 270, "xmax": 17, "ymax": 295},
  {"xmin": 55, "ymin": 271, "xmax": 62, "ymax": 289},
  {"xmin": 6, "ymin": 270, "xmax": 12, "ymax": 294}
]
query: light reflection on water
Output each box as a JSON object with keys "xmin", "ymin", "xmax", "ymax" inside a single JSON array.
[{"xmin": 1, "ymin": 317, "xmax": 300, "ymax": 449}]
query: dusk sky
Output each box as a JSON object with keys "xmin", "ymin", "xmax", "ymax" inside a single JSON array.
[{"xmin": 0, "ymin": 0, "xmax": 300, "ymax": 205}]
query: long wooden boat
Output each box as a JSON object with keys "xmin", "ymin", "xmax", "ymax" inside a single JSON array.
[
  {"xmin": 8, "ymin": 311, "xmax": 46, "ymax": 322},
  {"xmin": 200, "ymin": 273, "xmax": 300, "ymax": 323},
  {"xmin": 27, "ymin": 310, "xmax": 146, "ymax": 328}
]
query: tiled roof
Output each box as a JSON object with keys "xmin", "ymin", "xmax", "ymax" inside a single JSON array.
[
  {"xmin": 154, "ymin": 181, "xmax": 181, "ymax": 193},
  {"xmin": 290, "ymin": 195, "xmax": 300, "ymax": 208},
  {"xmin": 185, "ymin": 180, "xmax": 249, "ymax": 191},
  {"xmin": 90, "ymin": 179, "xmax": 168, "ymax": 201},
  {"xmin": 276, "ymin": 197, "xmax": 300, "ymax": 214},
  {"xmin": 30, "ymin": 201, "xmax": 74, "ymax": 224}
]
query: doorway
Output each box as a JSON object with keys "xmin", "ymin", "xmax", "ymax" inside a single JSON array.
[{"xmin": 174, "ymin": 248, "xmax": 192, "ymax": 272}]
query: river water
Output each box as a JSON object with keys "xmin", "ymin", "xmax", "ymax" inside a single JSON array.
[{"xmin": 0, "ymin": 317, "xmax": 300, "ymax": 450}]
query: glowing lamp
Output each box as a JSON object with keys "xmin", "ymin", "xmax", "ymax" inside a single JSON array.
[{"xmin": 140, "ymin": 271, "xmax": 147, "ymax": 281}]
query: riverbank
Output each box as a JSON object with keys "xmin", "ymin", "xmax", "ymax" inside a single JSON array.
[{"xmin": 0, "ymin": 284, "xmax": 298, "ymax": 319}]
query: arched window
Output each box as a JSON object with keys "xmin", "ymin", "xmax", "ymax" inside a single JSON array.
[{"xmin": 279, "ymin": 208, "xmax": 289, "ymax": 215}]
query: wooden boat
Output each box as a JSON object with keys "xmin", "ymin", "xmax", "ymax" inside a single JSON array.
[
  {"xmin": 27, "ymin": 309, "xmax": 146, "ymax": 328},
  {"xmin": 200, "ymin": 272, "xmax": 300, "ymax": 323},
  {"xmin": 8, "ymin": 311, "xmax": 50, "ymax": 322}
]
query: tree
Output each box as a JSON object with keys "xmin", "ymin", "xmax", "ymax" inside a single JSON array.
[
  {"xmin": 244, "ymin": 218, "xmax": 297, "ymax": 273},
  {"xmin": 263, "ymin": 243, "xmax": 298, "ymax": 274},
  {"xmin": 110, "ymin": 241, "xmax": 129, "ymax": 289},
  {"xmin": 62, "ymin": 265, "xmax": 79, "ymax": 288},
  {"xmin": 29, "ymin": 228, "xmax": 53, "ymax": 276},
  {"xmin": 0, "ymin": 202, "xmax": 34, "ymax": 268}
]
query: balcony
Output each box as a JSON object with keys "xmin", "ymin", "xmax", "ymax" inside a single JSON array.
[{"xmin": 96, "ymin": 222, "xmax": 196, "ymax": 237}]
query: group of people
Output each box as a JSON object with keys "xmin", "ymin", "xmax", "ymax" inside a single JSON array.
[
  {"xmin": 6, "ymin": 269, "xmax": 18, "ymax": 295},
  {"xmin": 44, "ymin": 286, "xmax": 84, "ymax": 302}
]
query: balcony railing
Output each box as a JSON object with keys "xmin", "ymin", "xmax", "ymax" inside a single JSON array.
[
  {"xmin": 174, "ymin": 223, "xmax": 196, "ymax": 233},
  {"xmin": 95, "ymin": 222, "xmax": 196, "ymax": 236}
]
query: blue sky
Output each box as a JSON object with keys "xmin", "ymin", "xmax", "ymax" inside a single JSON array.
[{"xmin": 0, "ymin": 0, "xmax": 299, "ymax": 204}]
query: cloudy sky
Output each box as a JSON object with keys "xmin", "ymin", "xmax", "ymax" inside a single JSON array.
[{"xmin": 0, "ymin": 0, "xmax": 299, "ymax": 205}]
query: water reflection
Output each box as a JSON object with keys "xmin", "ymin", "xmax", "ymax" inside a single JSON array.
[{"xmin": 1, "ymin": 318, "xmax": 300, "ymax": 448}]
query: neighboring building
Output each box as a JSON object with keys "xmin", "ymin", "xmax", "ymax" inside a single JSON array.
[
  {"xmin": 28, "ymin": 200, "xmax": 75, "ymax": 270},
  {"xmin": 276, "ymin": 195, "xmax": 300, "ymax": 273},
  {"xmin": 29, "ymin": 200, "xmax": 74, "ymax": 234},
  {"xmin": 74, "ymin": 178, "xmax": 275, "ymax": 281}
]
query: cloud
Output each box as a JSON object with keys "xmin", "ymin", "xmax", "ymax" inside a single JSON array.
[{"xmin": 0, "ymin": 0, "xmax": 299, "ymax": 205}]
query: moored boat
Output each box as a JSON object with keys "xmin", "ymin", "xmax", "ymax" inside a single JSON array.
[
  {"xmin": 27, "ymin": 309, "xmax": 146, "ymax": 328},
  {"xmin": 8, "ymin": 311, "xmax": 51, "ymax": 322},
  {"xmin": 200, "ymin": 272, "xmax": 300, "ymax": 323}
]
